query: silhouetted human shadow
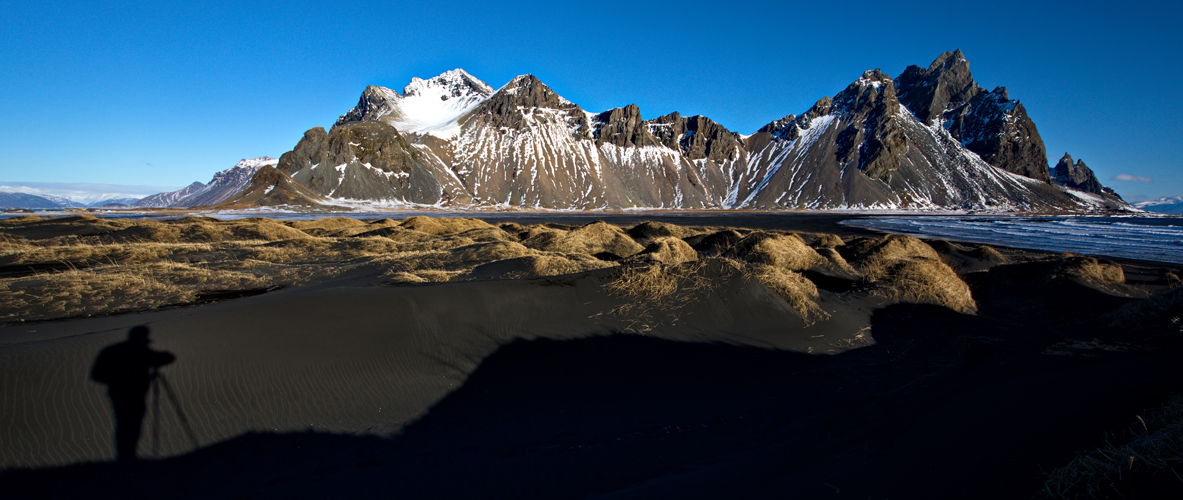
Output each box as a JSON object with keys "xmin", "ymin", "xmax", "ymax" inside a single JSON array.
[{"xmin": 90, "ymin": 326, "xmax": 175, "ymax": 464}]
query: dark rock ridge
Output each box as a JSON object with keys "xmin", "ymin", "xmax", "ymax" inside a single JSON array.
[
  {"xmin": 276, "ymin": 122, "xmax": 462, "ymax": 204},
  {"xmin": 216, "ymin": 166, "xmax": 328, "ymax": 208},
  {"xmin": 1051, "ymin": 153, "xmax": 1129, "ymax": 209},
  {"xmin": 244, "ymin": 53, "xmax": 1131, "ymax": 212},
  {"xmin": 895, "ymin": 50, "xmax": 1052, "ymax": 182},
  {"xmin": 1053, "ymin": 153, "xmax": 1104, "ymax": 194}
]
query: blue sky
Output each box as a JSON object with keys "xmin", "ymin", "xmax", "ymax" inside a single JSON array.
[{"xmin": 1, "ymin": 0, "xmax": 1179, "ymax": 202}]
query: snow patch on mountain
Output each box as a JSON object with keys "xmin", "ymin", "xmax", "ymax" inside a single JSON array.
[
  {"xmin": 337, "ymin": 69, "xmax": 494, "ymax": 140},
  {"xmin": 1135, "ymin": 196, "xmax": 1183, "ymax": 214},
  {"xmin": 135, "ymin": 157, "xmax": 277, "ymax": 208}
]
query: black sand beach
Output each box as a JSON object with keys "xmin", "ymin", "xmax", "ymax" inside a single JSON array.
[{"xmin": 1, "ymin": 213, "xmax": 1181, "ymax": 499}]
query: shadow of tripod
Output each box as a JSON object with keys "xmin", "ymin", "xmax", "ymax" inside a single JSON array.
[{"xmin": 150, "ymin": 367, "xmax": 200, "ymax": 457}]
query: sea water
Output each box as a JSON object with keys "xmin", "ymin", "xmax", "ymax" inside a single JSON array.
[{"xmin": 841, "ymin": 216, "xmax": 1183, "ymax": 265}]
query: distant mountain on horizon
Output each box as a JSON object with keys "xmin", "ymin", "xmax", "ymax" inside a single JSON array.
[
  {"xmin": 135, "ymin": 157, "xmax": 277, "ymax": 208},
  {"xmin": 0, "ymin": 192, "xmax": 82, "ymax": 209},
  {"xmin": 1135, "ymin": 196, "xmax": 1183, "ymax": 214}
]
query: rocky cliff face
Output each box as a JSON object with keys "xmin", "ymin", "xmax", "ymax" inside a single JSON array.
[
  {"xmin": 737, "ymin": 69, "xmax": 1070, "ymax": 210},
  {"xmin": 896, "ymin": 50, "xmax": 980, "ymax": 125},
  {"xmin": 217, "ymin": 166, "xmax": 328, "ymax": 208},
  {"xmin": 1053, "ymin": 153, "xmax": 1103, "ymax": 194},
  {"xmin": 248, "ymin": 55, "xmax": 1130, "ymax": 212},
  {"xmin": 895, "ymin": 51, "xmax": 1052, "ymax": 183}
]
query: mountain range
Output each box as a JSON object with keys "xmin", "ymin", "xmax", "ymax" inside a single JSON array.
[
  {"xmin": 134, "ymin": 157, "xmax": 277, "ymax": 208},
  {"xmin": 1134, "ymin": 196, "xmax": 1183, "ymax": 215},
  {"xmin": 121, "ymin": 52, "xmax": 1140, "ymax": 212}
]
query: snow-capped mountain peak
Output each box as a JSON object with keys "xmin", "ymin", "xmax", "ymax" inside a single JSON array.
[{"xmin": 336, "ymin": 69, "xmax": 495, "ymax": 139}]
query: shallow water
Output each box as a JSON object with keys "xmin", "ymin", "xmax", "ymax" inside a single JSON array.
[{"xmin": 841, "ymin": 216, "xmax": 1183, "ymax": 264}]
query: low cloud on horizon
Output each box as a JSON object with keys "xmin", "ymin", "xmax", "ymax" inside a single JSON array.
[{"xmin": 1110, "ymin": 174, "xmax": 1154, "ymax": 183}]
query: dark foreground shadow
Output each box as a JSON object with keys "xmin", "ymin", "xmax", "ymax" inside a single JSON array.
[{"xmin": 5, "ymin": 308, "xmax": 1183, "ymax": 499}]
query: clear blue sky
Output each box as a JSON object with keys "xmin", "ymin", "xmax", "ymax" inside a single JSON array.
[{"xmin": 1, "ymin": 0, "xmax": 1179, "ymax": 201}]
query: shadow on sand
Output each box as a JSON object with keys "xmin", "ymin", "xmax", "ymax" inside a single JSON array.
[{"xmin": 4, "ymin": 298, "xmax": 1183, "ymax": 500}]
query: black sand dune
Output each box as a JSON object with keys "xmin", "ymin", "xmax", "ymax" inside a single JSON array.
[
  {"xmin": 0, "ymin": 262, "xmax": 874, "ymax": 467},
  {"xmin": 2, "ymin": 215, "xmax": 1182, "ymax": 499}
]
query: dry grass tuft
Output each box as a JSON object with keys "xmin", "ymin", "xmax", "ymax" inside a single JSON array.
[
  {"xmin": 811, "ymin": 233, "xmax": 845, "ymax": 249},
  {"xmin": 633, "ymin": 237, "xmax": 698, "ymax": 265},
  {"xmin": 521, "ymin": 221, "xmax": 644, "ymax": 258},
  {"xmin": 1059, "ymin": 255, "xmax": 1126, "ymax": 287},
  {"xmin": 287, "ymin": 217, "xmax": 369, "ymax": 236},
  {"xmin": 732, "ymin": 232, "xmax": 825, "ymax": 272},
  {"xmin": 851, "ymin": 234, "xmax": 941, "ymax": 280},
  {"xmin": 0, "ymin": 260, "xmax": 341, "ymax": 322},
  {"xmin": 398, "ymin": 216, "xmax": 492, "ymax": 235},
  {"xmin": 690, "ymin": 230, "xmax": 743, "ymax": 256},
  {"xmin": 746, "ymin": 264, "xmax": 830, "ymax": 325},
  {"xmin": 451, "ymin": 241, "xmax": 532, "ymax": 264},
  {"xmin": 466, "ymin": 254, "xmax": 614, "ymax": 281},
  {"xmin": 1041, "ymin": 393, "xmax": 1183, "ymax": 499},
  {"xmin": 970, "ymin": 245, "xmax": 1008, "ymax": 264},
  {"xmin": 598, "ymin": 260, "xmax": 722, "ymax": 333},
  {"xmin": 455, "ymin": 226, "xmax": 519, "ymax": 243},
  {"xmin": 627, "ymin": 221, "xmax": 699, "ymax": 247},
  {"xmin": 605, "ymin": 263, "xmax": 681, "ymax": 301},
  {"xmin": 871, "ymin": 257, "xmax": 978, "ymax": 314},
  {"xmin": 0, "ymin": 216, "xmax": 46, "ymax": 226},
  {"xmin": 848, "ymin": 234, "xmax": 976, "ymax": 313}
]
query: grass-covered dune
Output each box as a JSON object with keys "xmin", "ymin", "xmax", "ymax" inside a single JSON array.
[{"xmin": 1, "ymin": 214, "xmax": 1181, "ymax": 499}]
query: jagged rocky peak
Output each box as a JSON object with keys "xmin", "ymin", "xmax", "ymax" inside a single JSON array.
[
  {"xmin": 336, "ymin": 86, "xmax": 402, "ymax": 126},
  {"xmin": 895, "ymin": 50, "xmax": 1051, "ymax": 183},
  {"xmin": 1053, "ymin": 153, "xmax": 1104, "ymax": 195},
  {"xmin": 593, "ymin": 104, "xmax": 658, "ymax": 148},
  {"xmin": 402, "ymin": 68, "xmax": 493, "ymax": 100},
  {"xmin": 945, "ymin": 85, "xmax": 1051, "ymax": 182},
  {"xmin": 219, "ymin": 165, "xmax": 328, "ymax": 208},
  {"xmin": 895, "ymin": 49, "xmax": 980, "ymax": 124},
  {"xmin": 832, "ymin": 69, "xmax": 899, "ymax": 118},
  {"xmin": 828, "ymin": 70, "xmax": 908, "ymax": 180},
  {"xmin": 471, "ymin": 74, "xmax": 586, "ymax": 131},
  {"xmin": 757, "ymin": 96, "xmax": 837, "ymax": 141},
  {"xmin": 334, "ymin": 69, "xmax": 494, "ymax": 137},
  {"xmin": 645, "ymin": 112, "xmax": 743, "ymax": 163}
]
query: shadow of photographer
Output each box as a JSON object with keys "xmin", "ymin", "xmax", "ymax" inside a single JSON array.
[{"xmin": 90, "ymin": 325, "xmax": 181, "ymax": 464}]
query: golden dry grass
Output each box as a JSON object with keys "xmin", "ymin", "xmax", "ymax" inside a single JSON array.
[
  {"xmin": 598, "ymin": 261, "xmax": 717, "ymax": 333},
  {"xmin": 521, "ymin": 221, "xmax": 644, "ymax": 258},
  {"xmin": 633, "ymin": 237, "xmax": 698, "ymax": 265},
  {"xmin": 811, "ymin": 233, "xmax": 845, "ymax": 249},
  {"xmin": 1059, "ymin": 255, "xmax": 1126, "ymax": 287},
  {"xmin": 465, "ymin": 254, "xmax": 614, "ymax": 281},
  {"xmin": 851, "ymin": 234, "xmax": 976, "ymax": 313},
  {"xmin": 733, "ymin": 232, "xmax": 825, "ymax": 271},
  {"xmin": 745, "ymin": 264, "xmax": 830, "ymax": 325},
  {"xmin": 398, "ymin": 216, "xmax": 492, "ymax": 235},
  {"xmin": 4, "ymin": 215, "xmax": 1083, "ymax": 324},
  {"xmin": 872, "ymin": 258, "xmax": 978, "ymax": 314}
]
